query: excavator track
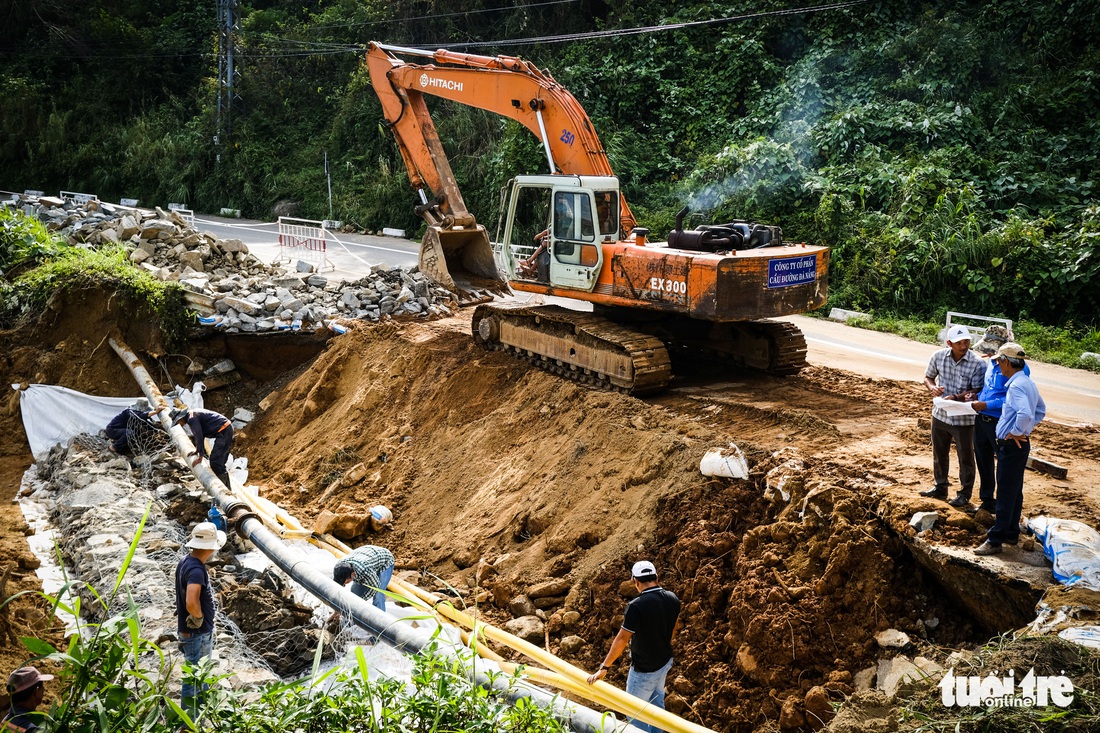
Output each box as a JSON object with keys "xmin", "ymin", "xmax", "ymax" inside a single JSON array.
[
  {"xmin": 593, "ymin": 308, "xmax": 810, "ymax": 378},
  {"xmin": 472, "ymin": 303, "xmax": 672, "ymax": 395},
  {"xmin": 657, "ymin": 319, "xmax": 808, "ymax": 376}
]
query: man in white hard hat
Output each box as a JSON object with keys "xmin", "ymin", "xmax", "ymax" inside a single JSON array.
[
  {"xmin": 920, "ymin": 324, "xmax": 986, "ymax": 504},
  {"xmin": 586, "ymin": 560, "xmax": 681, "ymax": 733},
  {"xmin": 175, "ymin": 521, "xmax": 226, "ymax": 717}
]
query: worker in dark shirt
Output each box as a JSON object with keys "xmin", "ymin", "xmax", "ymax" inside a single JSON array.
[
  {"xmin": 587, "ymin": 561, "xmax": 681, "ymax": 733},
  {"xmin": 175, "ymin": 522, "xmax": 225, "ymax": 718},
  {"xmin": 170, "ymin": 408, "xmax": 234, "ymax": 487},
  {"xmin": 3, "ymin": 666, "xmax": 53, "ymax": 732},
  {"xmin": 104, "ymin": 400, "xmax": 160, "ymax": 456}
]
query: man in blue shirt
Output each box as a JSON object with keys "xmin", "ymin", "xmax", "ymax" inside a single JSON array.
[
  {"xmin": 965, "ymin": 326, "xmax": 1029, "ymax": 513},
  {"xmin": 974, "ymin": 343, "xmax": 1046, "ymax": 555},
  {"xmin": 171, "ymin": 408, "xmax": 235, "ymax": 488}
]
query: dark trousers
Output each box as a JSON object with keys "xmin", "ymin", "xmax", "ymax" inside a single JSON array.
[
  {"xmin": 973, "ymin": 417, "xmax": 999, "ymax": 506},
  {"xmin": 932, "ymin": 417, "xmax": 975, "ymax": 497},
  {"xmin": 209, "ymin": 426, "xmax": 234, "ymax": 486},
  {"xmin": 988, "ymin": 439, "xmax": 1029, "ymax": 545}
]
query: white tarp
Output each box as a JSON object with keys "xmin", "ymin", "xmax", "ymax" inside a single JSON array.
[
  {"xmin": 16, "ymin": 384, "xmax": 144, "ymax": 459},
  {"xmin": 16, "ymin": 382, "xmax": 207, "ymax": 460}
]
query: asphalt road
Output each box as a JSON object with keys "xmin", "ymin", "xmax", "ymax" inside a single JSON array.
[{"xmin": 194, "ymin": 215, "xmax": 418, "ymax": 280}]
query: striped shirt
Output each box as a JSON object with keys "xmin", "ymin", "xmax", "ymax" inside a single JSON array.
[
  {"xmin": 925, "ymin": 348, "xmax": 985, "ymax": 426},
  {"xmin": 335, "ymin": 545, "xmax": 394, "ymax": 594}
]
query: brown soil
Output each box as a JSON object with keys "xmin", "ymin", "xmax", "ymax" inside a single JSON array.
[{"xmin": 2, "ymin": 292, "xmax": 1099, "ymax": 731}]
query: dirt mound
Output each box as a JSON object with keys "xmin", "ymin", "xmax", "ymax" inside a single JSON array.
[
  {"xmin": 5, "ymin": 286, "xmax": 1100, "ymax": 731},
  {"xmin": 242, "ymin": 319, "xmax": 1005, "ymax": 731}
]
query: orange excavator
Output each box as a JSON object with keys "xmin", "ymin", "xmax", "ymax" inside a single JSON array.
[{"xmin": 366, "ymin": 42, "xmax": 828, "ymax": 394}]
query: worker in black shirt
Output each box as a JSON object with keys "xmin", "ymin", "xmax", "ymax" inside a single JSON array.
[
  {"xmin": 3, "ymin": 665, "xmax": 53, "ymax": 732},
  {"xmin": 170, "ymin": 408, "xmax": 234, "ymax": 487},
  {"xmin": 104, "ymin": 400, "xmax": 160, "ymax": 456},
  {"xmin": 587, "ymin": 561, "xmax": 681, "ymax": 733}
]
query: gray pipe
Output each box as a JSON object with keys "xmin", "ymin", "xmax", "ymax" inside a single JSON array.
[{"xmin": 107, "ymin": 337, "xmax": 635, "ymax": 733}]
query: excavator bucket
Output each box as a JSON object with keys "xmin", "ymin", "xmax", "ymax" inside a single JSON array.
[{"xmin": 419, "ymin": 224, "xmax": 509, "ymax": 304}]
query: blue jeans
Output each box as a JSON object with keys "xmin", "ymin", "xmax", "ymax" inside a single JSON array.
[
  {"xmin": 180, "ymin": 631, "xmax": 214, "ymax": 716},
  {"xmin": 350, "ymin": 563, "xmax": 394, "ymax": 611},
  {"xmin": 625, "ymin": 657, "xmax": 673, "ymax": 733}
]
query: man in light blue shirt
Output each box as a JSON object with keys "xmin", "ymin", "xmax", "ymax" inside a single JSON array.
[
  {"xmin": 974, "ymin": 343, "xmax": 1046, "ymax": 555},
  {"xmin": 967, "ymin": 325, "xmax": 1029, "ymax": 513}
]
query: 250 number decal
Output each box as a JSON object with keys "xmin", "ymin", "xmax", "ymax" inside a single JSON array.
[{"xmin": 650, "ymin": 277, "xmax": 686, "ymax": 295}]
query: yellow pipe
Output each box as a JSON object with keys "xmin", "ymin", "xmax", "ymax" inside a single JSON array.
[
  {"xmin": 387, "ymin": 578, "xmax": 714, "ymax": 733},
  {"xmin": 498, "ymin": 662, "xmax": 701, "ymax": 733},
  {"xmin": 198, "ymin": 473, "xmax": 713, "ymax": 733}
]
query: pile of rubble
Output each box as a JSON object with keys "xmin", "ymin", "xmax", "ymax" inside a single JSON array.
[
  {"xmin": 28, "ymin": 437, "xmax": 330, "ymax": 682},
  {"xmin": 6, "ymin": 194, "xmax": 458, "ymax": 333}
]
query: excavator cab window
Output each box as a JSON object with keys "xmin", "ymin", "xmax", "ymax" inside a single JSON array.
[
  {"xmin": 552, "ymin": 191, "xmax": 595, "ymax": 242},
  {"xmin": 595, "ymin": 191, "xmax": 619, "ymax": 240}
]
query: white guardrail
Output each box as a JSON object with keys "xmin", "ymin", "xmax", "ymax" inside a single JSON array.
[
  {"xmin": 946, "ymin": 311, "xmax": 1014, "ymax": 341},
  {"xmin": 167, "ymin": 202, "xmax": 195, "ymax": 226}
]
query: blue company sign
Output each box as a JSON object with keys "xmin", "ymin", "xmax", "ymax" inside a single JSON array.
[{"xmin": 767, "ymin": 255, "xmax": 817, "ymax": 288}]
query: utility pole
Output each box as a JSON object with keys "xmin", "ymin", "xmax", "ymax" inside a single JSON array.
[
  {"xmin": 325, "ymin": 151, "xmax": 333, "ymax": 220},
  {"xmin": 215, "ymin": 0, "xmax": 240, "ymax": 158}
]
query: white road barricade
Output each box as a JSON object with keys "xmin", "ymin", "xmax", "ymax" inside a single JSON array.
[{"xmin": 277, "ymin": 216, "xmax": 335, "ymax": 271}]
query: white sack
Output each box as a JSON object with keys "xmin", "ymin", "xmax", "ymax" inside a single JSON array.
[
  {"xmin": 1029, "ymin": 516, "xmax": 1100, "ymax": 591},
  {"xmin": 700, "ymin": 443, "xmax": 749, "ymax": 479}
]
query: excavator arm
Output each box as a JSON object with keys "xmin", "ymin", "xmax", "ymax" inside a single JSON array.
[{"xmin": 365, "ymin": 42, "xmax": 636, "ymax": 234}]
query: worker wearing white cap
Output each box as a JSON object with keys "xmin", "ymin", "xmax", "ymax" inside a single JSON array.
[
  {"xmin": 920, "ymin": 324, "xmax": 986, "ymax": 504},
  {"xmin": 586, "ymin": 560, "xmax": 681, "ymax": 733},
  {"xmin": 175, "ymin": 521, "xmax": 226, "ymax": 717},
  {"xmin": 368, "ymin": 505, "xmax": 393, "ymax": 532}
]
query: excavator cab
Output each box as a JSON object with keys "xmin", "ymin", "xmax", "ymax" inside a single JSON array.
[{"xmin": 501, "ymin": 175, "xmax": 607, "ymax": 292}]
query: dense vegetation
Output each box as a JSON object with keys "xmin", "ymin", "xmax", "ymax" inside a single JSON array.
[{"xmin": 3, "ymin": 0, "xmax": 1098, "ymax": 331}]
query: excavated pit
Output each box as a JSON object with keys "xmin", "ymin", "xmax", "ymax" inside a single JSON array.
[{"xmin": 4, "ymin": 288, "xmax": 1100, "ymax": 731}]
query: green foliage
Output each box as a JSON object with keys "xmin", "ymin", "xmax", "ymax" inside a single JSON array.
[
  {"xmin": 2, "ymin": 0, "xmax": 1099, "ymax": 329},
  {"xmin": 0, "ymin": 207, "xmax": 61, "ymax": 271}
]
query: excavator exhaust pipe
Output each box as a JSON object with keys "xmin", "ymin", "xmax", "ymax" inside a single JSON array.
[{"xmin": 420, "ymin": 224, "xmax": 509, "ymax": 303}]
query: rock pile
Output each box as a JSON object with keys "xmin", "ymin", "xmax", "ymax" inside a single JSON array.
[
  {"xmin": 28, "ymin": 436, "xmax": 329, "ymax": 684},
  {"xmin": 7, "ymin": 194, "xmax": 458, "ymax": 333}
]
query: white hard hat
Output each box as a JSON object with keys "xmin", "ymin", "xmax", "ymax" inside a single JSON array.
[
  {"xmin": 369, "ymin": 505, "xmax": 393, "ymax": 525},
  {"xmin": 186, "ymin": 521, "xmax": 227, "ymax": 550}
]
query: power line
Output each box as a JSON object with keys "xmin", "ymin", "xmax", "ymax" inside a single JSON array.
[
  {"xmin": 438, "ymin": 0, "xmax": 876, "ymax": 49},
  {"xmin": 304, "ymin": 0, "xmax": 582, "ymax": 31}
]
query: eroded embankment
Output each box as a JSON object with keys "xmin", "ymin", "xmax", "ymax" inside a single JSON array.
[{"xmin": 242, "ymin": 321, "xmax": 994, "ymax": 731}]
